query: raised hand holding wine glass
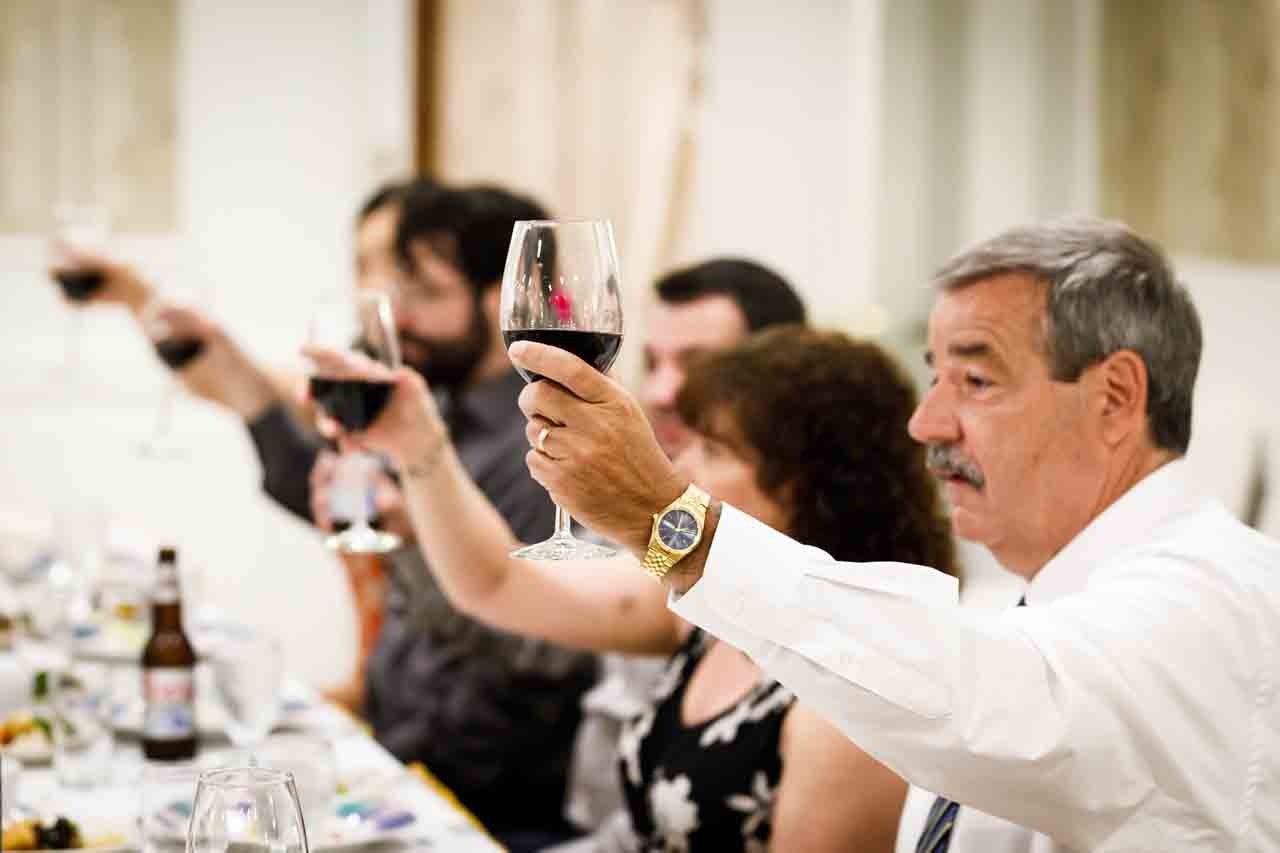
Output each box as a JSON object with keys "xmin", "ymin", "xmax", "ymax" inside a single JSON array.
[
  {"xmin": 500, "ymin": 219, "xmax": 623, "ymax": 560},
  {"xmin": 307, "ymin": 292, "xmax": 403, "ymax": 554}
]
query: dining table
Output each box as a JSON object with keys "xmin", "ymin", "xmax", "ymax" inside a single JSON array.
[{"xmin": 0, "ymin": 631, "xmax": 506, "ymax": 853}]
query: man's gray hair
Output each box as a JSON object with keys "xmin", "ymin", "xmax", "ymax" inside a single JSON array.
[{"xmin": 934, "ymin": 218, "xmax": 1202, "ymax": 454}]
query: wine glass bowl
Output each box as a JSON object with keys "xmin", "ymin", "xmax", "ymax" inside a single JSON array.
[
  {"xmin": 187, "ymin": 766, "xmax": 309, "ymax": 853},
  {"xmin": 500, "ymin": 220, "xmax": 624, "ymax": 560},
  {"xmin": 49, "ymin": 205, "xmax": 111, "ymax": 302}
]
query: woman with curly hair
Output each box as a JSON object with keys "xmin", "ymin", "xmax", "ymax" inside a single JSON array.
[{"xmin": 307, "ymin": 326, "xmax": 954, "ymax": 852}]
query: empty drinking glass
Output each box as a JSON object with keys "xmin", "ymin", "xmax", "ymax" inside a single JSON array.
[
  {"xmin": 139, "ymin": 759, "xmax": 202, "ymax": 853},
  {"xmin": 255, "ymin": 734, "xmax": 337, "ymax": 834},
  {"xmin": 51, "ymin": 661, "xmax": 114, "ymax": 787},
  {"xmin": 205, "ymin": 629, "xmax": 283, "ymax": 755},
  {"xmin": 187, "ymin": 767, "xmax": 309, "ymax": 853}
]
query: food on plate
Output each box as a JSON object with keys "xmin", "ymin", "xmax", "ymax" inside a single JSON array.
[
  {"xmin": 1, "ymin": 817, "xmax": 84, "ymax": 850},
  {"xmin": 0, "ymin": 710, "xmax": 51, "ymax": 745}
]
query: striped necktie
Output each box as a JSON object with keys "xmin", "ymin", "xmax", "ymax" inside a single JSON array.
[{"xmin": 915, "ymin": 594, "xmax": 1027, "ymax": 853}]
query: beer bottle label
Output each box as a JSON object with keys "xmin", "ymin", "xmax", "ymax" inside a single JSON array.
[{"xmin": 143, "ymin": 667, "xmax": 196, "ymax": 740}]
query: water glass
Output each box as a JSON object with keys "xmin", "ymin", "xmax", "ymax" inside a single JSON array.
[
  {"xmin": 1, "ymin": 755, "xmax": 21, "ymax": 820},
  {"xmin": 255, "ymin": 734, "xmax": 337, "ymax": 833},
  {"xmin": 51, "ymin": 662, "xmax": 114, "ymax": 787},
  {"xmin": 139, "ymin": 759, "xmax": 202, "ymax": 853},
  {"xmin": 205, "ymin": 630, "xmax": 283, "ymax": 751}
]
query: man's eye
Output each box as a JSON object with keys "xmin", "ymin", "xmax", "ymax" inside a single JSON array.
[{"xmin": 965, "ymin": 374, "xmax": 991, "ymax": 390}]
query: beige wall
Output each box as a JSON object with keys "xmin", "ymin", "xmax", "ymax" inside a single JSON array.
[
  {"xmin": 0, "ymin": 0, "xmax": 177, "ymax": 233},
  {"xmin": 1102, "ymin": 0, "xmax": 1280, "ymax": 265}
]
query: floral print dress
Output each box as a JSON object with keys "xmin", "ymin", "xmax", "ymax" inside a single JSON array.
[{"xmin": 618, "ymin": 629, "xmax": 795, "ymax": 852}]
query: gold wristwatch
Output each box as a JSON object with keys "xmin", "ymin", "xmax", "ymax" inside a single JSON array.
[{"xmin": 642, "ymin": 484, "xmax": 711, "ymax": 581}]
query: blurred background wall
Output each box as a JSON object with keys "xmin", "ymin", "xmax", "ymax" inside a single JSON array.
[{"xmin": 1, "ymin": 0, "xmax": 1277, "ymax": 681}]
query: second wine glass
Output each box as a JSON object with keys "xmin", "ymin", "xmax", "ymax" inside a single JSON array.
[
  {"xmin": 500, "ymin": 219, "xmax": 624, "ymax": 561},
  {"xmin": 308, "ymin": 292, "xmax": 402, "ymax": 555}
]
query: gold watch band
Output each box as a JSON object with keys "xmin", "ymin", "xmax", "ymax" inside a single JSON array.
[
  {"xmin": 642, "ymin": 548, "xmax": 677, "ymax": 580},
  {"xmin": 642, "ymin": 484, "xmax": 711, "ymax": 581}
]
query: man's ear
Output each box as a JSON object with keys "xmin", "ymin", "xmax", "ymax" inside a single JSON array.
[{"xmin": 1091, "ymin": 349, "xmax": 1149, "ymax": 448}]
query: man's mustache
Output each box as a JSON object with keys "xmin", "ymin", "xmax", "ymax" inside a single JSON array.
[{"xmin": 926, "ymin": 444, "xmax": 986, "ymax": 489}]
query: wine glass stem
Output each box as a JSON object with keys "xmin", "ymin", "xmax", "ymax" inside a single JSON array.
[
  {"xmin": 554, "ymin": 505, "xmax": 574, "ymax": 540},
  {"xmin": 352, "ymin": 464, "xmax": 374, "ymax": 531},
  {"xmin": 151, "ymin": 382, "xmax": 177, "ymax": 442}
]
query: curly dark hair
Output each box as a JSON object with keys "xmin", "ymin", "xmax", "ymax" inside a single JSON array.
[{"xmin": 677, "ymin": 326, "xmax": 955, "ymax": 573}]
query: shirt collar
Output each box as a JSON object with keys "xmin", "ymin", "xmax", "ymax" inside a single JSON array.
[
  {"xmin": 1025, "ymin": 459, "xmax": 1209, "ymax": 606},
  {"xmin": 440, "ymin": 368, "xmax": 525, "ymax": 434}
]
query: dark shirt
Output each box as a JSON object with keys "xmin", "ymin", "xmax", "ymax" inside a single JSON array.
[
  {"xmin": 619, "ymin": 629, "xmax": 795, "ymax": 852},
  {"xmin": 245, "ymin": 371, "xmax": 599, "ymax": 834},
  {"xmin": 246, "ymin": 402, "xmax": 324, "ymax": 521}
]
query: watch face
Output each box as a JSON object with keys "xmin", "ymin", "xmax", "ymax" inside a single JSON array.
[{"xmin": 658, "ymin": 509, "xmax": 699, "ymax": 551}]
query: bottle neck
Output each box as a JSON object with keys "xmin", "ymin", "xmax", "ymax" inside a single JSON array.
[
  {"xmin": 151, "ymin": 600, "xmax": 184, "ymax": 632},
  {"xmin": 152, "ymin": 560, "xmax": 184, "ymax": 631}
]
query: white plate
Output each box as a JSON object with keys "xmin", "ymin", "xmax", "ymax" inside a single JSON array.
[{"xmin": 146, "ymin": 796, "xmax": 418, "ymax": 851}]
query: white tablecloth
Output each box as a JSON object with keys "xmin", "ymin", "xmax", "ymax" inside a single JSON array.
[{"xmin": 0, "ymin": 653, "xmax": 503, "ymax": 852}]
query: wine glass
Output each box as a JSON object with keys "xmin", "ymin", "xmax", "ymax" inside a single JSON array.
[
  {"xmin": 138, "ymin": 293, "xmax": 208, "ymax": 458},
  {"xmin": 500, "ymin": 219, "xmax": 624, "ymax": 560},
  {"xmin": 187, "ymin": 766, "xmax": 309, "ymax": 853},
  {"xmin": 307, "ymin": 292, "xmax": 402, "ymax": 554},
  {"xmin": 47, "ymin": 204, "xmax": 111, "ymax": 382}
]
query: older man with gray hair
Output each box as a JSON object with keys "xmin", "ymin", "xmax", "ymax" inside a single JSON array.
[{"xmin": 506, "ymin": 218, "xmax": 1280, "ymax": 851}]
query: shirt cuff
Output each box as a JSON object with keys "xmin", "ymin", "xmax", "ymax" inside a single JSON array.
[{"xmin": 670, "ymin": 503, "xmax": 960, "ymax": 718}]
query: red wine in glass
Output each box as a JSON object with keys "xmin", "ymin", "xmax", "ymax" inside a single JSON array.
[
  {"xmin": 154, "ymin": 337, "xmax": 206, "ymax": 370},
  {"xmin": 309, "ymin": 378, "xmax": 394, "ymax": 431},
  {"xmin": 55, "ymin": 271, "xmax": 105, "ymax": 302},
  {"xmin": 501, "ymin": 329, "xmax": 622, "ymax": 382}
]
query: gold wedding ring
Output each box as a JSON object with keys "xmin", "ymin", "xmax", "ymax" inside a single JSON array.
[{"xmin": 537, "ymin": 425, "xmax": 552, "ymax": 454}]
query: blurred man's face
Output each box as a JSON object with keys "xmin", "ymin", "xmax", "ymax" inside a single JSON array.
[
  {"xmin": 391, "ymin": 236, "xmax": 491, "ymax": 390},
  {"xmin": 354, "ymin": 204, "xmax": 401, "ymax": 293},
  {"xmin": 641, "ymin": 295, "xmax": 748, "ymax": 459}
]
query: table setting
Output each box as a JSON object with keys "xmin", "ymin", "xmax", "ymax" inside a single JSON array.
[{"xmin": 0, "ymin": 512, "xmax": 502, "ymax": 853}]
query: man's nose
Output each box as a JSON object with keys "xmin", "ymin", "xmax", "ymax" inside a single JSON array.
[{"xmin": 908, "ymin": 382, "xmax": 960, "ymax": 446}]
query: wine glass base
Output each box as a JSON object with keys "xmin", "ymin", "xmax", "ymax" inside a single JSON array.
[
  {"xmin": 510, "ymin": 536, "xmax": 617, "ymax": 561},
  {"xmin": 137, "ymin": 437, "xmax": 190, "ymax": 459},
  {"xmin": 325, "ymin": 527, "xmax": 402, "ymax": 554}
]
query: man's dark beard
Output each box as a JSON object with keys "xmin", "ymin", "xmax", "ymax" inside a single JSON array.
[{"xmin": 400, "ymin": 301, "xmax": 490, "ymax": 391}]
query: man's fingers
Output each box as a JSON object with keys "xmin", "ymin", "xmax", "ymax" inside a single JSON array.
[
  {"xmin": 525, "ymin": 415, "xmax": 563, "ymax": 458},
  {"xmin": 310, "ymin": 451, "xmax": 337, "ymax": 487},
  {"xmin": 507, "ymin": 342, "xmax": 612, "ymax": 403},
  {"xmin": 315, "ymin": 412, "xmax": 342, "ymax": 441}
]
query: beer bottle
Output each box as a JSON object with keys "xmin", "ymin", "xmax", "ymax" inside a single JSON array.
[{"xmin": 141, "ymin": 547, "xmax": 197, "ymax": 760}]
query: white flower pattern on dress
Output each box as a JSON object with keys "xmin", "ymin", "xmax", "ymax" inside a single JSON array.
[
  {"xmin": 648, "ymin": 771, "xmax": 700, "ymax": 852},
  {"xmin": 620, "ymin": 705, "xmax": 656, "ymax": 787},
  {"xmin": 620, "ymin": 648, "xmax": 689, "ymax": 788},
  {"xmin": 701, "ymin": 684, "xmax": 794, "ymax": 748},
  {"xmin": 651, "ymin": 649, "xmax": 691, "ymax": 701},
  {"xmin": 726, "ymin": 770, "xmax": 777, "ymax": 849}
]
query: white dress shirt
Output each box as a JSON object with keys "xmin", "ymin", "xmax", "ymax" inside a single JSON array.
[{"xmin": 670, "ymin": 461, "xmax": 1280, "ymax": 851}]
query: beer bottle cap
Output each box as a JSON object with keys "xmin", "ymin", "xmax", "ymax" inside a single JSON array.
[{"xmin": 158, "ymin": 546, "xmax": 178, "ymax": 563}]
